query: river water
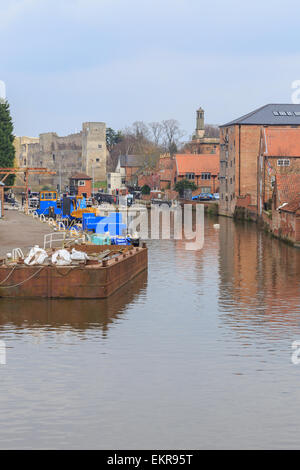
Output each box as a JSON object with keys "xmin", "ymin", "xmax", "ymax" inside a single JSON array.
[{"xmin": 0, "ymin": 215, "xmax": 299, "ymax": 449}]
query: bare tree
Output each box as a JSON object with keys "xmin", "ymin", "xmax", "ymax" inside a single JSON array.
[
  {"xmin": 149, "ymin": 122, "xmax": 164, "ymax": 146},
  {"xmin": 162, "ymin": 119, "xmax": 185, "ymax": 154}
]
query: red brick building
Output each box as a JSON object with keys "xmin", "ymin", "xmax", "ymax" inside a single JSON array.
[
  {"xmin": 158, "ymin": 157, "xmax": 176, "ymax": 189},
  {"xmin": 272, "ymin": 175, "xmax": 300, "ymax": 244},
  {"xmin": 175, "ymin": 153, "xmax": 220, "ymax": 193},
  {"xmin": 69, "ymin": 173, "xmax": 92, "ymax": 198},
  {"xmin": 219, "ymin": 104, "xmax": 300, "ymax": 217},
  {"xmin": 258, "ymin": 127, "xmax": 300, "ymax": 214}
]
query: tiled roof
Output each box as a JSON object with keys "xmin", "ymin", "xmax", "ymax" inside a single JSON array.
[
  {"xmin": 70, "ymin": 172, "xmax": 92, "ymax": 180},
  {"xmin": 281, "ymin": 196, "xmax": 300, "ymax": 214},
  {"xmin": 221, "ymin": 104, "xmax": 300, "ymax": 127},
  {"xmin": 119, "ymin": 155, "xmax": 145, "ymax": 168},
  {"xmin": 264, "ymin": 128, "xmax": 300, "ymax": 156},
  {"xmin": 175, "ymin": 153, "xmax": 219, "ymax": 176},
  {"xmin": 276, "ymin": 174, "xmax": 300, "ymax": 205}
]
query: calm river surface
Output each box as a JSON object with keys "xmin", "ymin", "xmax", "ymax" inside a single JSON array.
[{"xmin": 0, "ymin": 215, "xmax": 300, "ymax": 449}]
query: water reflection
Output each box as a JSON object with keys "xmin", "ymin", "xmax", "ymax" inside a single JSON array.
[
  {"xmin": 0, "ymin": 271, "xmax": 148, "ymax": 338},
  {"xmin": 218, "ymin": 217, "xmax": 300, "ymax": 337}
]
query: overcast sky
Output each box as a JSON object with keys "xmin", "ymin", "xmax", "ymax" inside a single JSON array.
[{"xmin": 1, "ymin": 0, "xmax": 300, "ymax": 139}]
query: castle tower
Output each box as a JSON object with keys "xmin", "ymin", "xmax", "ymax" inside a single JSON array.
[
  {"xmin": 195, "ymin": 107, "xmax": 205, "ymax": 139},
  {"xmin": 82, "ymin": 122, "xmax": 107, "ymax": 182}
]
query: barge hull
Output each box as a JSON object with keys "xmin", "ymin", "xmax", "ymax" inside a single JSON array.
[{"xmin": 0, "ymin": 247, "xmax": 147, "ymax": 299}]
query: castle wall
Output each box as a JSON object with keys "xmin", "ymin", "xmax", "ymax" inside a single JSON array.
[{"xmin": 14, "ymin": 122, "xmax": 107, "ymax": 191}]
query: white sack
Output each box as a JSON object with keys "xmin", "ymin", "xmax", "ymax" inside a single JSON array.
[
  {"xmin": 24, "ymin": 246, "xmax": 48, "ymax": 266},
  {"xmin": 51, "ymin": 249, "xmax": 72, "ymax": 266},
  {"xmin": 70, "ymin": 249, "xmax": 88, "ymax": 261}
]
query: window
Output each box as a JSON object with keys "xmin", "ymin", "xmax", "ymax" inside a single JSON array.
[
  {"xmin": 185, "ymin": 173, "xmax": 195, "ymax": 180},
  {"xmin": 277, "ymin": 159, "xmax": 290, "ymax": 167},
  {"xmin": 201, "ymin": 186, "xmax": 210, "ymax": 193},
  {"xmin": 273, "ymin": 111, "xmax": 279, "ymax": 116},
  {"xmin": 98, "ymin": 144, "xmax": 102, "ymax": 149},
  {"xmin": 78, "ymin": 180, "xmax": 86, "ymax": 187},
  {"xmin": 96, "ymin": 158, "xmax": 100, "ymax": 162},
  {"xmin": 53, "ymin": 153, "xmax": 55, "ymax": 162},
  {"xmin": 201, "ymin": 172, "xmax": 211, "ymax": 180},
  {"xmin": 121, "ymin": 178, "xmax": 126, "ymax": 185},
  {"xmin": 279, "ymin": 111, "xmax": 287, "ymax": 116}
]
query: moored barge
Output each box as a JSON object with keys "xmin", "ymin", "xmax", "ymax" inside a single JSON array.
[{"xmin": 0, "ymin": 244, "xmax": 148, "ymax": 299}]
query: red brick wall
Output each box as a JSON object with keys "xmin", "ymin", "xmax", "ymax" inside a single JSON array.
[
  {"xmin": 272, "ymin": 210, "xmax": 299, "ymax": 243},
  {"xmin": 263, "ymin": 157, "xmax": 300, "ymax": 204},
  {"xmin": 77, "ymin": 180, "xmax": 92, "ymax": 198},
  {"xmin": 220, "ymin": 123, "xmax": 300, "ymax": 217}
]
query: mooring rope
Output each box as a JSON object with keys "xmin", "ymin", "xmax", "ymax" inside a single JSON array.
[
  {"xmin": 0, "ymin": 265, "xmax": 18, "ymax": 286},
  {"xmin": 0, "ymin": 266, "xmax": 45, "ymax": 289}
]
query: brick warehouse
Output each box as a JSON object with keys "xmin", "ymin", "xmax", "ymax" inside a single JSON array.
[
  {"xmin": 219, "ymin": 104, "xmax": 300, "ymax": 217},
  {"xmin": 272, "ymin": 174, "xmax": 300, "ymax": 244},
  {"xmin": 258, "ymin": 127, "xmax": 300, "ymax": 215}
]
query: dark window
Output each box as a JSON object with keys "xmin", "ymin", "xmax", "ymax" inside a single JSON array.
[{"xmin": 201, "ymin": 172, "xmax": 211, "ymax": 180}]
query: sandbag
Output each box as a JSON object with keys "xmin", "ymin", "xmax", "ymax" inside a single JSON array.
[
  {"xmin": 24, "ymin": 246, "xmax": 48, "ymax": 266},
  {"xmin": 52, "ymin": 249, "xmax": 72, "ymax": 266}
]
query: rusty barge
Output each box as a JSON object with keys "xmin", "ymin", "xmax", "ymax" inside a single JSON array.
[{"xmin": 0, "ymin": 244, "xmax": 148, "ymax": 299}]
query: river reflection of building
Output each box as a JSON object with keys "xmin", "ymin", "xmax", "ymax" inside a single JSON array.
[
  {"xmin": 218, "ymin": 217, "xmax": 300, "ymax": 335},
  {"xmin": 0, "ymin": 271, "xmax": 147, "ymax": 338}
]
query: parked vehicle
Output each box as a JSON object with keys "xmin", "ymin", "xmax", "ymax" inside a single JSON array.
[{"xmin": 192, "ymin": 193, "xmax": 214, "ymax": 201}]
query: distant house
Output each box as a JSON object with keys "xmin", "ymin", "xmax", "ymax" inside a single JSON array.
[
  {"xmin": 272, "ymin": 174, "xmax": 300, "ymax": 244},
  {"xmin": 175, "ymin": 153, "xmax": 220, "ymax": 193},
  {"xmin": 258, "ymin": 127, "xmax": 300, "ymax": 213},
  {"xmin": 119, "ymin": 155, "xmax": 146, "ymax": 185},
  {"xmin": 69, "ymin": 173, "xmax": 92, "ymax": 198},
  {"xmin": 158, "ymin": 156, "xmax": 176, "ymax": 190}
]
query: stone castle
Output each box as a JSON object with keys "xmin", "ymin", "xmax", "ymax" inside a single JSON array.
[{"xmin": 14, "ymin": 122, "xmax": 107, "ymax": 190}]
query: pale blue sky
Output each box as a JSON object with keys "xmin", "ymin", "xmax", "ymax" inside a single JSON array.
[{"xmin": 1, "ymin": 0, "xmax": 300, "ymax": 138}]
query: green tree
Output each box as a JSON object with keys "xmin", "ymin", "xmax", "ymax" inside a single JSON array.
[
  {"xmin": 0, "ymin": 100, "xmax": 15, "ymax": 186},
  {"xmin": 141, "ymin": 184, "xmax": 151, "ymax": 195},
  {"xmin": 174, "ymin": 179, "xmax": 197, "ymax": 195},
  {"xmin": 106, "ymin": 127, "xmax": 123, "ymax": 152}
]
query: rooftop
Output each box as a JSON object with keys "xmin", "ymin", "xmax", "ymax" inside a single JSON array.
[
  {"xmin": 280, "ymin": 196, "xmax": 300, "ymax": 214},
  {"xmin": 263, "ymin": 128, "xmax": 300, "ymax": 156},
  {"xmin": 175, "ymin": 153, "xmax": 219, "ymax": 175},
  {"xmin": 221, "ymin": 104, "xmax": 300, "ymax": 127},
  {"xmin": 70, "ymin": 172, "xmax": 92, "ymax": 180},
  {"xmin": 275, "ymin": 174, "xmax": 300, "ymax": 205},
  {"xmin": 119, "ymin": 155, "xmax": 145, "ymax": 168}
]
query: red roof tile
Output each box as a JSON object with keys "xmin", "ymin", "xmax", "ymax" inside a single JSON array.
[
  {"xmin": 281, "ymin": 196, "xmax": 300, "ymax": 213},
  {"xmin": 70, "ymin": 172, "xmax": 92, "ymax": 180},
  {"xmin": 264, "ymin": 128, "xmax": 300, "ymax": 156},
  {"xmin": 175, "ymin": 153, "xmax": 219, "ymax": 176},
  {"xmin": 276, "ymin": 174, "xmax": 300, "ymax": 204}
]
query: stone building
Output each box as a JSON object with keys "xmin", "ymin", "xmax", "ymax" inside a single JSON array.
[
  {"xmin": 184, "ymin": 107, "xmax": 220, "ymax": 154},
  {"xmin": 14, "ymin": 122, "xmax": 107, "ymax": 190},
  {"xmin": 219, "ymin": 104, "xmax": 300, "ymax": 217}
]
